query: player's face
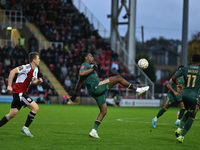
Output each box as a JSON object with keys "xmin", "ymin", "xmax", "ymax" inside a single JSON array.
[
  {"xmin": 33, "ymin": 55, "xmax": 40, "ymax": 66},
  {"xmin": 87, "ymin": 53, "xmax": 94, "ymax": 64}
]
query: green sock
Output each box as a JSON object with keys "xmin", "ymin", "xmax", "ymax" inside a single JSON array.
[
  {"xmin": 181, "ymin": 118, "xmax": 194, "ymax": 136},
  {"xmin": 93, "ymin": 120, "xmax": 101, "ymax": 130},
  {"xmin": 128, "ymin": 84, "xmax": 137, "ymax": 91},
  {"xmin": 178, "ymin": 109, "xmax": 185, "ymax": 120},
  {"xmin": 156, "ymin": 108, "xmax": 167, "ymax": 118},
  {"xmin": 180, "ymin": 112, "xmax": 190, "ymax": 128}
]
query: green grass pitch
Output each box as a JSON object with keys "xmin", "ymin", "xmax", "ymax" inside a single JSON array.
[{"xmin": 0, "ymin": 103, "xmax": 200, "ymax": 150}]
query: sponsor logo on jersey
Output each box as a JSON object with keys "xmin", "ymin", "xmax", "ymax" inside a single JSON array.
[
  {"xmin": 19, "ymin": 66, "xmax": 23, "ymax": 71},
  {"xmin": 81, "ymin": 65, "xmax": 85, "ymax": 69}
]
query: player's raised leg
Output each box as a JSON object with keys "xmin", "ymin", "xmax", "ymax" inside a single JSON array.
[{"xmin": 108, "ymin": 75, "xmax": 149, "ymax": 95}]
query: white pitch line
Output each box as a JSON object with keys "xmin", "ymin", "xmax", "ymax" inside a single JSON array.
[{"xmin": 116, "ymin": 118, "xmax": 200, "ymax": 126}]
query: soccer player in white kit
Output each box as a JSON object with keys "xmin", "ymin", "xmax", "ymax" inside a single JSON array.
[{"xmin": 0, "ymin": 52, "xmax": 43, "ymax": 137}]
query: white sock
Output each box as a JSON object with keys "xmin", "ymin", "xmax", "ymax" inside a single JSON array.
[
  {"xmin": 23, "ymin": 126, "xmax": 28, "ymax": 129},
  {"xmin": 92, "ymin": 129, "xmax": 97, "ymax": 132},
  {"xmin": 136, "ymin": 88, "xmax": 141, "ymax": 92},
  {"xmin": 176, "ymin": 119, "xmax": 180, "ymax": 122},
  {"xmin": 154, "ymin": 117, "xmax": 157, "ymax": 121}
]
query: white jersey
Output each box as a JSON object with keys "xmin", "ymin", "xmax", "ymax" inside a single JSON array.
[{"xmin": 13, "ymin": 64, "xmax": 38, "ymax": 94}]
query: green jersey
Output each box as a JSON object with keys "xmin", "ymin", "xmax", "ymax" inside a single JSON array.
[
  {"xmin": 176, "ymin": 65, "xmax": 200, "ymax": 93},
  {"xmin": 79, "ymin": 62, "xmax": 100, "ymax": 95},
  {"xmin": 168, "ymin": 76, "xmax": 184, "ymax": 95}
]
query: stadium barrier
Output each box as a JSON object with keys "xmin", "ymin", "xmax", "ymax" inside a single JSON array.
[
  {"xmin": 0, "ymin": 95, "xmax": 60, "ymax": 104},
  {"xmin": 0, "ymin": 96, "xmax": 161, "ymax": 107}
]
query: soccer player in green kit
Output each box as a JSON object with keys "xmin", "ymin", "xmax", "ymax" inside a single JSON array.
[
  {"xmin": 172, "ymin": 53, "xmax": 200, "ymax": 143},
  {"xmin": 70, "ymin": 52, "xmax": 149, "ymax": 138},
  {"xmin": 152, "ymin": 66, "xmax": 185, "ymax": 128}
]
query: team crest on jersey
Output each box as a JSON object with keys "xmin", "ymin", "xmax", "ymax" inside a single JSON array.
[
  {"xmin": 27, "ymin": 98, "xmax": 32, "ymax": 102},
  {"xmin": 19, "ymin": 66, "xmax": 23, "ymax": 71},
  {"xmin": 81, "ymin": 65, "xmax": 85, "ymax": 69}
]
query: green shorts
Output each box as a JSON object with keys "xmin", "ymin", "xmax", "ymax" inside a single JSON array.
[
  {"xmin": 166, "ymin": 92, "xmax": 182, "ymax": 106},
  {"xmin": 182, "ymin": 90, "xmax": 199, "ymax": 115},
  {"xmin": 92, "ymin": 79, "xmax": 111, "ymax": 107}
]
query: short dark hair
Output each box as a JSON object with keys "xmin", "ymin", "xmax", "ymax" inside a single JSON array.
[
  {"xmin": 192, "ymin": 53, "xmax": 200, "ymax": 63},
  {"xmin": 29, "ymin": 52, "xmax": 39, "ymax": 62},
  {"xmin": 81, "ymin": 52, "xmax": 89, "ymax": 63}
]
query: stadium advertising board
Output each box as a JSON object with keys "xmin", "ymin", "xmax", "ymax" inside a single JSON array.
[{"xmin": 106, "ymin": 98, "xmax": 160, "ymax": 107}]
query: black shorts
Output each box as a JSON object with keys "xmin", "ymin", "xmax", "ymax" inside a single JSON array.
[{"xmin": 11, "ymin": 93, "xmax": 34, "ymax": 110}]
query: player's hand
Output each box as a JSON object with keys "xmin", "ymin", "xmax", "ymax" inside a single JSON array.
[
  {"xmin": 7, "ymin": 85, "xmax": 13, "ymax": 93},
  {"xmin": 70, "ymin": 94, "xmax": 77, "ymax": 102},
  {"xmin": 38, "ymin": 78, "xmax": 43, "ymax": 85},
  {"xmin": 92, "ymin": 64, "xmax": 98, "ymax": 70}
]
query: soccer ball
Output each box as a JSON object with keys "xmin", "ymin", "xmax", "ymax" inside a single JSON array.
[{"xmin": 138, "ymin": 58, "xmax": 149, "ymax": 70}]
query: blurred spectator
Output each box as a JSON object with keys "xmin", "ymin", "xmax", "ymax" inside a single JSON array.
[
  {"xmin": 110, "ymin": 61, "xmax": 119, "ymax": 76},
  {"xmin": 28, "ymin": 34, "xmax": 37, "ymax": 53},
  {"xmin": 64, "ymin": 76, "xmax": 72, "ymax": 90},
  {"xmin": 53, "ymin": 63, "xmax": 61, "ymax": 80},
  {"xmin": 40, "ymin": 48, "xmax": 47, "ymax": 62},
  {"xmin": 44, "ymin": 89, "xmax": 52, "ymax": 104},
  {"xmin": 62, "ymin": 93, "xmax": 69, "ymax": 104},
  {"xmin": 61, "ymin": 63, "xmax": 68, "ymax": 76},
  {"xmin": 37, "ymin": 85, "xmax": 45, "ymax": 95},
  {"xmin": 18, "ymin": 34, "xmax": 25, "ymax": 47},
  {"xmin": 111, "ymin": 60, "xmax": 119, "ymax": 71},
  {"xmin": 113, "ymin": 91, "xmax": 122, "ymax": 106},
  {"xmin": 1, "ymin": 80, "xmax": 7, "ymax": 95},
  {"xmin": 4, "ymin": 56, "xmax": 11, "ymax": 68}
]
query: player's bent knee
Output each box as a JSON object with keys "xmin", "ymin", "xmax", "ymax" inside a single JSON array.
[
  {"xmin": 32, "ymin": 105, "xmax": 39, "ymax": 114},
  {"xmin": 34, "ymin": 105, "xmax": 39, "ymax": 113}
]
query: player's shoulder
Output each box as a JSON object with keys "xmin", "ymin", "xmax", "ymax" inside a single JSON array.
[
  {"xmin": 24, "ymin": 64, "xmax": 31, "ymax": 69},
  {"xmin": 18, "ymin": 64, "xmax": 30, "ymax": 70},
  {"xmin": 80, "ymin": 62, "xmax": 90, "ymax": 69}
]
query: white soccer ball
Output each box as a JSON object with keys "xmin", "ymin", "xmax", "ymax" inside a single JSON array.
[{"xmin": 138, "ymin": 58, "xmax": 149, "ymax": 70}]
